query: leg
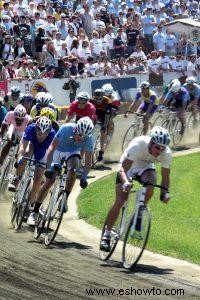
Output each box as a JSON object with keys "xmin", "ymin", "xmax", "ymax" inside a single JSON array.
[
  {"xmin": 140, "ymin": 170, "xmax": 157, "ymax": 205},
  {"xmin": 64, "ymin": 155, "xmax": 80, "ymax": 194},
  {"xmin": 28, "ymin": 166, "xmax": 44, "ymax": 205}
]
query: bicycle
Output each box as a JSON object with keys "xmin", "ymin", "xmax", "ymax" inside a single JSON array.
[
  {"xmin": 10, "ymin": 157, "xmax": 46, "ymax": 230},
  {"xmin": 34, "ymin": 163, "xmax": 83, "ymax": 246},
  {"xmin": 99, "ymin": 175, "xmax": 167, "ymax": 270},
  {"xmin": 122, "ymin": 112, "xmax": 152, "ymax": 152},
  {"xmin": 0, "ymin": 139, "xmax": 19, "ymax": 194}
]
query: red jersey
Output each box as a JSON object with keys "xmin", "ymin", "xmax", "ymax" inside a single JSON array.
[{"xmin": 67, "ymin": 100, "xmax": 96, "ymax": 122}]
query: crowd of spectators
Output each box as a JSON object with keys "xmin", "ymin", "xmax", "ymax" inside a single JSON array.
[{"xmin": 0, "ymin": 0, "xmax": 200, "ymax": 81}]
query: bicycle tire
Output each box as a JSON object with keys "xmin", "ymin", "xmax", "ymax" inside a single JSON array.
[
  {"xmin": 122, "ymin": 124, "xmax": 136, "ymax": 152},
  {"xmin": 34, "ymin": 207, "xmax": 47, "ymax": 239},
  {"xmin": 10, "ymin": 197, "xmax": 18, "ymax": 227},
  {"xmin": 0, "ymin": 158, "xmax": 12, "ymax": 194},
  {"xmin": 99, "ymin": 207, "xmax": 125, "ymax": 261},
  {"xmin": 122, "ymin": 206, "xmax": 151, "ymax": 270},
  {"xmin": 44, "ymin": 191, "xmax": 67, "ymax": 246},
  {"xmin": 15, "ymin": 178, "xmax": 32, "ymax": 230},
  {"xmin": 172, "ymin": 120, "xmax": 183, "ymax": 146},
  {"xmin": 152, "ymin": 114, "xmax": 163, "ymax": 127}
]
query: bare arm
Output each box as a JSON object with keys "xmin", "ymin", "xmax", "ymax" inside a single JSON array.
[
  {"xmin": 160, "ymin": 167, "xmax": 170, "ymax": 203},
  {"xmin": 46, "ymin": 137, "xmax": 59, "ymax": 169}
]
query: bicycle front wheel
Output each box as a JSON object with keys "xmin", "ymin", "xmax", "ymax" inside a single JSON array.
[
  {"xmin": 0, "ymin": 158, "xmax": 12, "ymax": 194},
  {"xmin": 92, "ymin": 134, "xmax": 101, "ymax": 166},
  {"xmin": 44, "ymin": 191, "xmax": 67, "ymax": 246},
  {"xmin": 15, "ymin": 178, "xmax": 32, "ymax": 230},
  {"xmin": 122, "ymin": 124, "xmax": 136, "ymax": 152},
  {"xmin": 122, "ymin": 206, "xmax": 151, "ymax": 270},
  {"xmin": 172, "ymin": 120, "xmax": 183, "ymax": 146}
]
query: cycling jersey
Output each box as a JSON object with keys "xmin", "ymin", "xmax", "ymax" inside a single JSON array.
[
  {"xmin": 0, "ymin": 106, "xmax": 7, "ymax": 126},
  {"xmin": 23, "ymin": 123, "xmax": 56, "ymax": 161},
  {"xmin": 4, "ymin": 93, "xmax": 22, "ymax": 111},
  {"xmin": 90, "ymin": 96, "xmax": 112, "ymax": 114},
  {"xmin": 30, "ymin": 103, "xmax": 58, "ymax": 120},
  {"xmin": 2, "ymin": 111, "xmax": 31, "ymax": 132},
  {"xmin": 135, "ymin": 89, "xmax": 159, "ymax": 106},
  {"xmin": 121, "ymin": 136, "xmax": 172, "ymax": 178},
  {"xmin": 182, "ymin": 83, "xmax": 200, "ymax": 101},
  {"xmin": 55, "ymin": 123, "xmax": 94, "ymax": 153},
  {"xmin": 165, "ymin": 87, "xmax": 190, "ymax": 108},
  {"xmin": 67, "ymin": 101, "xmax": 96, "ymax": 123}
]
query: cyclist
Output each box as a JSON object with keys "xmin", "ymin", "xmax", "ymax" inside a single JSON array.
[
  {"xmin": 20, "ymin": 93, "xmax": 36, "ymax": 114},
  {"xmin": 100, "ymin": 126, "xmax": 172, "ymax": 252},
  {"xmin": 65, "ymin": 92, "xmax": 96, "ymax": 123},
  {"xmin": 0, "ymin": 98, "xmax": 7, "ymax": 127},
  {"xmin": 101, "ymin": 83, "xmax": 121, "ymax": 109},
  {"xmin": 163, "ymin": 79, "xmax": 190, "ymax": 135},
  {"xmin": 90, "ymin": 89, "xmax": 114, "ymax": 161},
  {"xmin": 125, "ymin": 81, "xmax": 159, "ymax": 135},
  {"xmin": 183, "ymin": 76, "xmax": 200, "ymax": 126},
  {"xmin": 4, "ymin": 86, "xmax": 22, "ymax": 111},
  {"xmin": 0, "ymin": 105, "xmax": 31, "ymax": 167},
  {"xmin": 27, "ymin": 117, "xmax": 94, "ymax": 225},
  {"xmin": 30, "ymin": 92, "xmax": 58, "ymax": 120},
  {"xmin": 8, "ymin": 117, "xmax": 56, "ymax": 226}
]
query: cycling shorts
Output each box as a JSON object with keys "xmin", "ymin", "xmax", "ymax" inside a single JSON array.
[{"xmin": 138, "ymin": 102, "xmax": 158, "ymax": 115}]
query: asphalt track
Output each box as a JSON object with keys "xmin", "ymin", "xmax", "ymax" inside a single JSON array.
[{"xmin": 0, "ymin": 116, "xmax": 199, "ymax": 299}]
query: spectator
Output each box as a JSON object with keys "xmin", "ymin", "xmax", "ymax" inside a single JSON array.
[
  {"xmin": 90, "ymin": 30, "xmax": 104, "ymax": 58},
  {"xmin": 1, "ymin": 35, "xmax": 14, "ymax": 60},
  {"xmin": 170, "ymin": 54, "xmax": 185, "ymax": 74},
  {"xmin": 126, "ymin": 23, "xmax": 140, "ymax": 56},
  {"xmin": 16, "ymin": 60, "xmax": 32, "ymax": 79},
  {"xmin": 113, "ymin": 28, "xmax": 125, "ymax": 58},
  {"xmin": 157, "ymin": 50, "xmax": 172, "ymax": 73},
  {"xmin": 148, "ymin": 50, "xmax": 160, "ymax": 76},
  {"xmin": 66, "ymin": 28, "xmax": 76, "ymax": 50},
  {"xmin": 165, "ymin": 30, "xmax": 177, "ymax": 57},
  {"xmin": 153, "ymin": 24, "xmax": 166, "ymax": 51},
  {"xmin": 56, "ymin": 13, "xmax": 69, "ymax": 41},
  {"xmin": 80, "ymin": 3, "xmax": 93, "ymax": 38},
  {"xmin": 35, "ymin": 27, "xmax": 45, "ymax": 66},
  {"xmin": 44, "ymin": 41, "xmax": 57, "ymax": 67},
  {"xmin": 0, "ymin": 61, "xmax": 8, "ymax": 80},
  {"xmin": 78, "ymin": 40, "xmax": 91, "ymax": 64}
]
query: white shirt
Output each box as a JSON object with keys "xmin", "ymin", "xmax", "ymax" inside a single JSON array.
[
  {"xmin": 148, "ymin": 58, "xmax": 160, "ymax": 73},
  {"xmin": 105, "ymin": 33, "xmax": 115, "ymax": 49},
  {"xmin": 90, "ymin": 38, "xmax": 103, "ymax": 55},
  {"xmin": 170, "ymin": 59, "xmax": 185, "ymax": 71},
  {"xmin": 92, "ymin": 19, "xmax": 106, "ymax": 30},
  {"xmin": 153, "ymin": 31, "xmax": 166, "ymax": 51},
  {"xmin": 157, "ymin": 56, "xmax": 171, "ymax": 70},
  {"xmin": 121, "ymin": 136, "xmax": 172, "ymax": 170}
]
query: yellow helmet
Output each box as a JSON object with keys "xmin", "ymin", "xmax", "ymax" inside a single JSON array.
[{"xmin": 40, "ymin": 107, "xmax": 56, "ymax": 121}]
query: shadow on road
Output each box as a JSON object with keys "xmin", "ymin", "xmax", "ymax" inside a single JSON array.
[{"xmin": 27, "ymin": 239, "xmax": 92, "ymax": 251}]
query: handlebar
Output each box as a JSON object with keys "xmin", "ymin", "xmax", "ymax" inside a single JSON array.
[
  {"xmin": 19, "ymin": 156, "xmax": 46, "ymax": 168},
  {"xmin": 130, "ymin": 175, "xmax": 168, "ymax": 191}
]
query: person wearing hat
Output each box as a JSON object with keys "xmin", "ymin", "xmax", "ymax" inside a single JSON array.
[{"xmin": 56, "ymin": 13, "xmax": 69, "ymax": 41}]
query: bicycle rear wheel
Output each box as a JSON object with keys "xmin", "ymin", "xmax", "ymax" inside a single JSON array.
[
  {"xmin": 122, "ymin": 124, "xmax": 136, "ymax": 152},
  {"xmin": 99, "ymin": 207, "xmax": 125, "ymax": 261},
  {"xmin": 44, "ymin": 191, "xmax": 67, "ymax": 246},
  {"xmin": 0, "ymin": 158, "xmax": 12, "ymax": 194},
  {"xmin": 10, "ymin": 196, "xmax": 18, "ymax": 227},
  {"xmin": 15, "ymin": 178, "xmax": 32, "ymax": 230},
  {"xmin": 172, "ymin": 120, "xmax": 183, "ymax": 146},
  {"xmin": 34, "ymin": 207, "xmax": 47, "ymax": 239},
  {"xmin": 122, "ymin": 206, "xmax": 151, "ymax": 270}
]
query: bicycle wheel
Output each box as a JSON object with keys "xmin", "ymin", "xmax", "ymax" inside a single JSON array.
[
  {"xmin": 34, "ymin": 207, "xmax": 47, "ymax": 239},
  {"xmin": 122, "ymin": 124, "xmax": 136, "ymax": 152},
  {"xmin": 44, "ymin": 191, "xmax": 67, "ymax": 246},
  {"xmin": 0, "ymin": 158, "xmax": 12, "ymax": 194},
  {"xmin": 99, "ymin": 207, "xmax": 125, "ymax": 261},
  {"xmin": 10, "ymin": 196, "xmax": 18, "ymax": 227},
  {"xmin": 122, "ymin": 206, "xmax": 151, "ymax": 270},
  {"xmin": 14, "ymin": 178, "xmax": 32, "ymax": 230},
  {"xmin": 92, "ymin": 133, "xmax": 101, "ymax": 165},
  {"xmin": 152, "ymin": 114, "xmax": 163, "ymax": 127},
  {"xmin": 172, "ymin": 120, "xmax": 183, "ymax": 146}
]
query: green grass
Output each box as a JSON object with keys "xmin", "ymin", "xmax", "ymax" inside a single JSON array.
[{"xmin": 78, "ymin": 152, "xmax": 200, "ymax": 264}]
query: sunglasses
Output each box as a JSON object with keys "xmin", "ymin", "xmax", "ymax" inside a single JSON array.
[
  {"xmin": 153, "ymin": 142, "xmax": 165, "ymax": 151},
  {"xmin": 36, "ymin": 129, "xmax": 49, "ymax": 136}
]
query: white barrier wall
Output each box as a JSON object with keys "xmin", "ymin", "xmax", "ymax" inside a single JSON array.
[{"xmin": 7, "ymin": 72, "xmax": 186, "ymax": 106}]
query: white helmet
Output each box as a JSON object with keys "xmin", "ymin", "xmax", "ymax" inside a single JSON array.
[
  {"xmin": 77, "ymin": 92, "xmax": 90, "ymax": 101},
  {"xmin": 77, "ymin": 117, "xmax": 94, "ymax": 137},
  {"xmin": 185, "ymin": 76, "xmax": 196, "ymax": 84},
  {"xmin": 140, "ymin": 81, "xmax": 150, "ymax": 89},
  {"xmin": 170, "ymin": 80, "xmax": 181, "ymax": 93},
  {"xmin": 45, "ymin": 92, "xmax": 54, "ymax": 103},
  {"xmin": 36, "ymin": 116, "xmax": 52, "ymax": 133},
  {"xmin": 35, "ymin": 92, "xmax": 49, "ymax": 106},
  {"xmin": 102, "ymin": 83, "xmax": 114, "ymax": 96},
  {"xmin": 151, "ymin": 126, "xmax": 171, "ymax": 147},
  {"xmin": 14, "ymin": 104, "xmax": 27, "ymax": 118}
]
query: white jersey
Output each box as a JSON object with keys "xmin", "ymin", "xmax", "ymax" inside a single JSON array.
[{"xmin": 121, "ymin": 136, "xmax": 172, "ymax": 171}]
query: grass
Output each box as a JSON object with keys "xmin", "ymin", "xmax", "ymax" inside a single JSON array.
[{"xmin": 77, "ymin": 152, "xmax": 200, "ymax": 265}]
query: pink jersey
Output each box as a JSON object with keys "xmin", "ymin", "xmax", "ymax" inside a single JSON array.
[{"xmin": 3, "ymin": 111, "xmax": 31, "ymax": 132}]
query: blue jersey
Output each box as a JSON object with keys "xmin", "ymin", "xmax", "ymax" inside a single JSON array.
[
  {"xmin": 0, "ymin": 106, "xmax": 7, "ymax": 126},
  {"xmin": 55, "ymin": 123, "xmax": 94, "ymax": 153},
  {"xmin": 165, "ymin": 87, "xmax": 190, "ymax": 108},
  {"xmin": 23, "ymin": 123, "xmax": 56, "ymax": 160},
  {"xmin": 182, "ymin": 83, "xmax": 200, "ymax": 101}
]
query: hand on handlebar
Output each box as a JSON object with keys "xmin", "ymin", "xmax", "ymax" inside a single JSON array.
[{"xmin": 122, "ymin": 181, "xmax": 132, "ymax": 193}]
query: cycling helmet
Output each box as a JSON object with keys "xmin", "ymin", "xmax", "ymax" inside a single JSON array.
[
  {"xmin": 93, "ymin": 89, "xmax": 104, "ymax": 97},
  {"xmin": 77, "ymin": 117, "xmax": 94, "ymax": 137},
  {"xmin": 140, "ymin": 81, "xmax": 150, "ymax": 89},
  {"xmin": 21, "ymin": 94, "xmax": 35, "ymax": 103},
  {"xmin": 151, "ymin": 126, "xmax": 171, "ymax": 147},
  {"xmin": 40, "ymin": 107, "xmax": 56, "ymax": 121},
  {"xmin": 36, "ymin": 116, "xmax": 52, "ymax": 133},
  {"xmin": 11, "ymin": 86, "xmax": 21, "ymax": 96},
  {"xmin": 35, "ymin": 92, "xmax": 49, "ymax": 106},
  {"xmin": 14, "ymin": 104, "xmax": 27, "ymax": 118},
  {"xmin": 77, "ymin": 91, "xmax": 90, "ymax": 101},
  {"xmin": 170, "ymin": 80, "xmax": 181, "ymax": 93},
  {"xmin": 185, "ymin": 76, "xmax": 196, "ymax": 84},
  {"xmin": 102, "ymin": 84, "xmax": 114, "ymax": 96},
  {"xmin": 45, "ymin": 92, "xmax": 54, "ymax": 103}
]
